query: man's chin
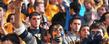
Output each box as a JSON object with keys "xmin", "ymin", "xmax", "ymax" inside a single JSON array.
[{"xmin": 34, "ymin": 26, "xmax": 40, "ymax": 29}]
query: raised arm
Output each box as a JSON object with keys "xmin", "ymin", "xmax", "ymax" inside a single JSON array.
[
  {"xmin": 14, "ymin": 0, "xmax": 22, "ymax": 28},
  {"xmin": 1, "ymin": 17, "xmax": 8, "ymax": 35},
  {"xmin": 0, "ymin": 7, "xmax": 8, "ymax": 35},
  {"xmin": 14, "ymin": 1, "xmax": 37, "ymax": 44}
]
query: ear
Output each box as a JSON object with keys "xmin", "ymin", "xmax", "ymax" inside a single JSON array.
[
  {"xmin": 70, "ymin": 24, "xmax": 72, "ymax": 28},
  {"xmin": 29, "ymin": 19, "xmax": 32, "ymax": 23}
]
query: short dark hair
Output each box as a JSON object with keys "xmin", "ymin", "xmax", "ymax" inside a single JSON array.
[
  {"xmin": 69, "ymin": 16, "xmax": 81, "ymax": 24},
  {"xmin": 7, "ymin": 33, "xmax": 20, "ymax": 44},
  {"xmin": 0, "ymin": 33, "xmax": 20, "ymax": 44},
  {"xmin": 90, "ymin": 23, "xmax": 101, "ymax": 30},
  {"xmin": 90, "ymin": 23, "xmax": 104, "ymax": 34},
  {"xmin": 70, "ymin": 1, "xmax": 80, "ymax": 14},
  {"xmin": 99, "ymin": 12, "xmax": 109, "ymax": 22},
  {"xmin": 69, "ymin": 16, "xmax": 81, "ymax": 31},
  {"xmin": 49, "ymin": 24, "xmax": 63, "ymax": 35},
  {"xmin": 79, "ymin": 25, "xmax": 89, "ymax": 32},
  {"xmin": 29, "ymin": 12, "xmax": 41, "ymax": 20}
]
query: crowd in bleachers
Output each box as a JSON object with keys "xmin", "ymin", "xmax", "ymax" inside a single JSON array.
[{"xmin": 0, "ymin": 0, "xmax": 109, "ymax": 44}]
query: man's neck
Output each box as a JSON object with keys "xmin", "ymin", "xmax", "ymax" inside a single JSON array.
[
  {"xmin": 71, "ymin": 30, "xmax": 79, "ymax": 35},
  {"xmin": 30, "ymin": 26, "xmax": 39, "ymax": 30}
]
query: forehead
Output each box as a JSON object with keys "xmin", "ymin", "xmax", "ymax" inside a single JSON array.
[
  {"xmin": 31, "ymin": 15, "xmax": 41, "ymax": 18},
  {"xmin": 72, "ymin": 19, "xmax": 81, "ymax": 24},
  {"xmin": 91, "ymin": 28, "xmax": 102, "ymax": 32},
  {"xmin": 38, "ymin": 3, "xmax": 44, "ymax": 6},
  {"xmin": 82, "ymin": 26, "xmax": 89, "ymax": 29},
  {"xmin": 52, "ymin": 25, "xmax": 63, "ymax": 30},
  {"xmin": 81, "ymin": 26, "xmax": 89, "ymax": 31},
  {"xmin": 36, "ymin": 0, "xmax": 44, "ymax": 3},
  {"xmin": 105, "ymin": 14, "xmax": 109, "ymax": 18}
]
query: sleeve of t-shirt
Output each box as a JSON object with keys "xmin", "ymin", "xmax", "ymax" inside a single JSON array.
[{"xmin": 14, "ymin": 23, "xmax": 37, "ymax": 44}]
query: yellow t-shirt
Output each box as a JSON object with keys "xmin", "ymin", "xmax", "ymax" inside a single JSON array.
[
  {"xmin": 45, "ymin": 3, "xmax": 59, "ymax": 21},
  {"xmin": 3, "ymin": 0, "xmax": 10, "ymax": 5},
  {"xmin": 28, "ymin": 7, "xmax": 35, "ymax": 14},
  {"xmin": 103, "ymin": 32, "xmax": 109, "ymax": 44},
  {"xmin": 4, "ymin": 23, "xmax": 14, "ymax": 34},
  {"xmin": 4, "ymin": 10, "xmax": 12, "ymax": 24},
  {"xmin": 4, "ymin": 10, "xmax": 26, "ymax": 23}
]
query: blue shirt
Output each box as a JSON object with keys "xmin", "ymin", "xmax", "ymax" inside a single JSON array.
[{"xmin": 79, "ymin": 4, "xmax": 86, "ymax": 17}]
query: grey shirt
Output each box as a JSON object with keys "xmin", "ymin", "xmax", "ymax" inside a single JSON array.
[{"xmin": 64, "ymin": 32, "xmax": 80, "ymax": 44}]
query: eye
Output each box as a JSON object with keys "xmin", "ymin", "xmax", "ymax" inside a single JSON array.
[
  {"xmin": 74, "ymin": 23, "xmax": 81, "ymax": 25},
  {"xmin": 36, "ymin": 18, "xmax": 40, "ymax": 20},
  {"xmin": 10, "ymin": 18, "xmax": 13, "ymax": 20},
  {"xmin": 78, "ymin": 23, "xmax": 81, "ymax": 25},
  {"xmin": 32, "ymin": 18, "xmax": 36, "ymax": 20},
  {"xmin": 53, "ymin": 28, "xmax": 57, "ymax": 31},
  {"xmin": 91, "ymin": 31, "xmax": 96, "ymax": 34},
  {"xmin": 59, "ymin": 28, "xmax": 62, "ymax": 31}
]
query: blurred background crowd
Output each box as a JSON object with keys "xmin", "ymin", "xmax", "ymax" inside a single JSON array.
[{"xmin": 0, "ymin": 0, "xmax": 109, "ymax": 44}]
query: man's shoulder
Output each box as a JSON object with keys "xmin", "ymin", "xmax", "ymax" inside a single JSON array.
[
  {"xmin": 66, "ymin": 31, "xmax": 73, "ymax": 36},
  {"xmin": 39, "ymin": 27, "xmax": 46, "ymax": 31},
  {"xmin": 27, "ymin": 27, "xmax": 46, "ymax": 34},
  {"xmin": 39, "ymin": 27, "xmax": 47, "ymax": 34}
]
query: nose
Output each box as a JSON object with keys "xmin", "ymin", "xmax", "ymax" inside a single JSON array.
[
  {"xmin": 84, "ymin": 29, "xmax": 89, "ymax": 35},
  {"xmin": 57, "ymin": 30, "xmax": 61, "ymax": 34},
  {"xmin": 75, "ymin": 24, "xmax": 79, "ymax": 28}
]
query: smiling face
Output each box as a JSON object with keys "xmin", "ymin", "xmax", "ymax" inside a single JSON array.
[
  {"xmin": 50, "ymin": 24, "xmax": 64, "ymax": 44},
  {"xmin": 52, "ymin": 25, "xmax": 63, "ymax": 38}
]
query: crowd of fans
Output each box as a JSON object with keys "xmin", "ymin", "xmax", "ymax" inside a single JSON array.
[{"xmin": 0, "ymin": 0, "xmax": 109, "ymax": 44}]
